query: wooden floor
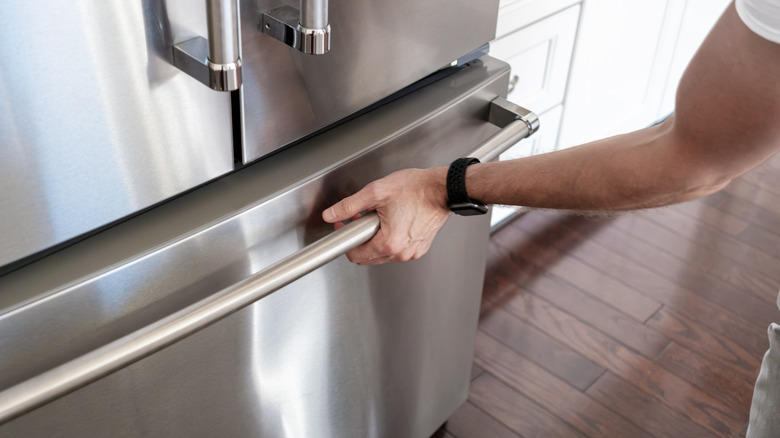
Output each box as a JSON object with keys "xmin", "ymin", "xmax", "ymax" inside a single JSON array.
[{"xmin": 439, "ymin": 153, "xmax": 780, "ymax": 438}]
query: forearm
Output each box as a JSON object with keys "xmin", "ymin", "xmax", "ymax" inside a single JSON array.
[{"xmin": 460, "ymin": 116, "xmax": 730, "ymax": 212}]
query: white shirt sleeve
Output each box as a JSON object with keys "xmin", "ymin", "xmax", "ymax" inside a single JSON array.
[{"xmin": 736, "ymin": 0, "xmax": 780, "ymax": 43}]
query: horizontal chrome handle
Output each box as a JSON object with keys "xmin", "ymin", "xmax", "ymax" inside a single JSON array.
[
  {"xmin": 173, "ymin": 0, "xmax": 242, "ymax": 91},
  {"xmin": 0, "ymin": 97, "xmax": 536, "ymax": 425},
  {"xmin": 0, "ymin": 214, "xmax": 380, "ymax": 425},
  {"xmin": 473, "ymin": 97, "xmax": 540, "ymax": 162}
]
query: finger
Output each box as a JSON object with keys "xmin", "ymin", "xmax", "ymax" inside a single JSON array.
[
  {"xmin": 322, "ymin": 188, "xmax": 376, "ymax": 224},
  {"xmin": 356, "ymin": 254, "xmax": 394, "ymax": 266},
  {"xmin": 344, "ymin": 227, "xmax": 395, "ymax": 264},
  {"xmin": 345, "ymin": 240, "xmax": 386, "ymax": 265}
]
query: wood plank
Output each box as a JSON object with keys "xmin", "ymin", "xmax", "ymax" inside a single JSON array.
[
  {"xmin": 556, "ymin": 215, "xmax": 779, "ymax": 337},
  {"xmin": 646, "ymin": 308, "xmax": 761, "ymax": 390},
  {"xmin": 736, "ymin": 224, "xmax": 780, "ymax": 261},
  {"xmin": 585, "ymin": 372, "xmax": 715, "ymax": 438},
  {"xmin": 479, "ymin": 302, "xmax": 605, "ymax": 390},
  {"xmin": 444, "ymin": 401, "xmax": 520, "ymax": 438},
  {"xmin": 495, "ymin": 287, "xmax": 745, "ymax": 436},
  {"xmin": 485, "ymin": 245, "xmax": 670, "ymax": 358},
  {"xmin": 722, "ymin": 178, "xmax": 780, "ymax": 216},
  {"xmin": 507, "ymin": 218, "xmax": 770, "ymax": 357},
  {"xmin": 469, "ymin": 374, "xmax": 586, "ymax": 438},
  {"xmin": 655, "ymin": 342, "xmax": 757, "ymax": 416},
  {"xmin": 470, "ymin": 362, "xmax": 484, "ymax": 381},
  {"xmin": 490, "ymin": 223, "xmax": 661, "ymax": 322},
  {"xmin": 473, "ymin": 331, "xmax": 655, "ymax": 438},
  {"xmin": 737, "ymin": 422, "xmax": 749, "ymax": 438},
  {"xmin": 733, "ymin": 166, "xmax": 780, "ymax": 198},
  {"xmin": 704, "ymin": 257, "xmax": 780, "ymax": 303},
  {"xmin": 699, "ymin": 190, "xmax": 780, "ymax": 239},
  {"xmin": 606, "ymin": 213, "xmax": 780, "ymax": 303},
  {"xmin": 670, "ymin": 200, "xmax": 749, "ymax": 236},
  {"xmin": 638, "ymin": 208, "xmax": 780, "ymax": 281}
]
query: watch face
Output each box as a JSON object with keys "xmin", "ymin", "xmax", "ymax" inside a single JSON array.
[{"xmin": 449, "ymin": 202, "xmax": 489, "ymax": 216}]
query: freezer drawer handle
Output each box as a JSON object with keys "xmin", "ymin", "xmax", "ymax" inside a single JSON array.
[
  {"xmin": 173, "ymin": 0, "xmax": 242, "ymax": 91},
  {"xmin": 260, "ymin": 0, "xmax": 331, "ymax": 55},
  {"xmin": 0, "ymin": 97, "xmax": 537, "ymax": 425}
]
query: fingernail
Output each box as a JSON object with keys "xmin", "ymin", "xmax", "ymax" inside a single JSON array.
[{"xmin": 323, "ymin": 207, "xmax": 336, "ymax": 222}]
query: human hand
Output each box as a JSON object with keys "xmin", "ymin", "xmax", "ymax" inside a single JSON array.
[{"xmin": 322, "ymin": 167, "xmax": 450, "ymax": 265}]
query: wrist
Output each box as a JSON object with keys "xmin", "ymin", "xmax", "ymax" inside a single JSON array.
[{"xmin": 423, "ymin": 166, "xmax": 450, "ymax": 211}]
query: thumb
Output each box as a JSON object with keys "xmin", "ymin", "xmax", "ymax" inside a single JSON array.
[{"xmin": 322, "ymin": 190, "xmax": 372, "ymax": 223}]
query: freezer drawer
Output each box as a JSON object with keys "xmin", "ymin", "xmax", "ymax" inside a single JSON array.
[{"xmin": 0, "ymin": 57, "xmax": 523, "ymax": 438}]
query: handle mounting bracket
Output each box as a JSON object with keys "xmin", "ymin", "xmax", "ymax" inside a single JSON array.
[
  {"xmin": 260, "ymin": 5, "xmax": 331, "ymax": 55},
  {"xmin": 173, "ymin": 37, "xmax": 242, "ymax": 92}
]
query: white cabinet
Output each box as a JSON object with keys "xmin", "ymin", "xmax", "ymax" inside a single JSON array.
[
  {"xmin": 492, "ymin": 5, "xmax": 580, "ymax": 115},
  {"xmin": 558, "ymin": 0, "xmax": 731, "ymax": 147},
  {"xmin": 496, "ymin": 0, "xmax": 582, "ymax": 39},
  {"xmin": 488, "ymin": 0, "xmax": 733, "ymax": 227},
  {"xmin": 558, "ymin": 0, "xmax": 686, "ymax": 146}
]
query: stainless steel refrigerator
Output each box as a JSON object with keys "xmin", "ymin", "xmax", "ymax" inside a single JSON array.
[{"xmin": 0, "ymin": 1, "xmax": 537, "ymax": 436}]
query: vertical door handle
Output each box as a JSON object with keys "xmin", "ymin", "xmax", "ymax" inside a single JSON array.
[
  {"xmin": 173, "ymin": 0, "xmax": 242, "ymax": 91},
  {"xmin": 260, "ymin": 0, "xmax": 331, "ymax": 55}
]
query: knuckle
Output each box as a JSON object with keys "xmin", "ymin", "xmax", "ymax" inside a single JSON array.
[
  {"xmin": 339, "ymin": 198, "xmax": 356, "ymax": 216},
  {"xmin": 383, "ymin": 239, "xmax": 406, "ymax": 256},
  {"xmin": 397, "ymin": 253, "xmax": 411, "ymax": 262},
  {"xmin": 366, "ymin": 182, "xmax": 386, "ymax": 201}
]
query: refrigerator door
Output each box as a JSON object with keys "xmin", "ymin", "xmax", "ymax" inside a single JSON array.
[
  {"xmin": 0, "ymin": 1, "xmax": 235, "ymax": 270},
  {"xmin": 0, "ymin": 57, "xmax": 516, "ymax": 438},
  {"xmin": 239, "ymin": 0, "xmax": 499, "ymax": 162}
]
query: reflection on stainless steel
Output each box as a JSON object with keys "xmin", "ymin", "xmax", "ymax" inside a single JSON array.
[
  {"xmin": 0, "ymin": 214, "xmax": 380, "ymax": 425},
  {"xmin": 489, "ymin": 96, "xmax": 541, "ymax": 134},
  {"xmin": 301, "ymin": 0, "xmax": 328, "ymax": 29},
  {"xmin": 0, "ymin": 93, "xmax": 537, "ymax": 425},
  {"xmin": 206, "ymin": 0, "xmax": 241, "ymax": 65},
  {"xmin": 0, "ymin": 1, "xmax": 234, "ymax": 270},
  {"xmin": 174, "ymin": 0, "xmax": 242, "ymax": 91},
  {"xmin": 0, "ymin": 57, "xmax": 518, "ymax": 437},
  {"xmin": 260, "ymin": 5, "xmax": 331, "ymax": 55},
  {"xmin": 473, "ymin": 97, "xmax": 540, "ymax": 162},
  {"xmin": 242, "ymin": 0, "xmax": 500, "ymax": 162}
]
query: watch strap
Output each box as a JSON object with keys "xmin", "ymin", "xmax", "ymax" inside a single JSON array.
[{"xmin": 446, "ymin": 157, "xmax": 486, "ymax": 214}]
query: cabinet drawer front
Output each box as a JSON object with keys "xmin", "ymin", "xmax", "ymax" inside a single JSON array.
[{"xmin": 491, "ymin": 5, "xmax": 579, "ymax": 116}]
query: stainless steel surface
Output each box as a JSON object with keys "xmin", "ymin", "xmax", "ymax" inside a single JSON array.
[
  {"xmin": 0, "ymin": 57, "xmax": 513, "ymax": 438},
  {"xmin": 471, "ymin": 97, "xmax": 540, "ymax": 162},
  {"xmin": 301, "ymin": 0, "xmax": 328, "ymax": 29},
  {"xmin": 241, "ymin": 0, "xmax": 499, "ymax": 162},
  {"xmin": 174, "ymin": 0, "xmax": 242, "ymax": 91},
  {"xmin": 0, "ymin": 213, "xmax": 380, "ymax": 425},
  {"xmin": 260, "ymin": 5, "xmax": 331, "ymax": 55},
  {"xmin": 0, "ymin": 90, "xmax": 537, "ymax": 425},
  {"xmin": 298, "ymin": 23, "xmax": 331, "ymax": 55},
  {"xmin": 488, "ymin": 96, "xmax": 541, "ymax": 133},
  {"xmin": 0, "ymin": 1, "xmax": 235, "ymax": 269},
  {"xmin": 207, "ymin": 0, "xmax": 241, "ymax": 65}
]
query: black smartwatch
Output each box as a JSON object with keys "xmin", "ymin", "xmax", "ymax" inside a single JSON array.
[{"xmin": 446, "ymin": 157, "xmax": 488, "ymax": 216}]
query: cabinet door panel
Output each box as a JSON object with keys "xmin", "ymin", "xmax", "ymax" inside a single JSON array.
[
  {"xmin": 558, "ymin": 0, "xmax": 684, "ymax": 146},
  {"xmin": 496, "ymin": 0, "xmax": 582, "ymax": 39},
  {"xmin": 491, "ymin": 5, "xmax": 580, "ymax": 115}
]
